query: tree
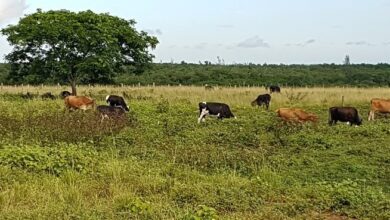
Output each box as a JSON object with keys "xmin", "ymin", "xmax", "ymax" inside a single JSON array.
[{"xmin": 1, "ymin": 9, "xmax": 158, "ymax": 95}]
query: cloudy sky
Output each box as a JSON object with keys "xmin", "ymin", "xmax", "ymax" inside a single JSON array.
[{"xmin": 0, "ymin": 0, "xmax": 389, "ymax": 64}]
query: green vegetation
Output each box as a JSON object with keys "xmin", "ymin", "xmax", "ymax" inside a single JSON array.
[
  {"xmin": 1, "ymin": 62, "xmax": 390, "ymax": 87},
  {"xmin": 0, "ymin": 86, "xmax": 388, "ymax": 219},
  {"xmin": 117, "ymin": 63, "xmax": 390, "ymax": 87},
  {"xmin": 1, "ymin": 9, "xmax": 158, "ymax": 95}
]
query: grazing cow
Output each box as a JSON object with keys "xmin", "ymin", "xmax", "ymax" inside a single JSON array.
[
  {"xmin": 198, "ymin": 102, "xmax": 236, "ymax": 123},
  {"xmin": 41, "ymin": 92, "xmax": 56, "ymax": 100},
  {"xmin": 96, "ymin": 105, "xmax": 126, "ymax": 122},
  {"xmin": 106, "ymin": 95, "xmax": 130, "ymax": 111},
  {"xmin": 276, "ymin": 108, "xmax": 318, "ymax": 123},
  {"xmin": 269, "ymin": 85, "xmax": 281, "ymax": 93},
  {"xmin": 329, "ymin": 107, "xmax": 362, "ymax": 126},
  {"xmin": 368, "ymin": 98, "xmax": 390, "ymax": 121},
  {"xmin": 251, "ymin": 94, "xmax": 271, "ymax": 110},
  {"xmin": 60, "ymin": 91, "xmax": 71, "ymax": 99},
  {"xmin": 64, "ymin": 95, "xmax": 95, "ymax": 111}
]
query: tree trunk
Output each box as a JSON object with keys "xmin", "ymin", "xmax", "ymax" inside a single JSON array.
[{"xmin": 70, "ymin": 80, "xmax": 77, "ymax": 96}]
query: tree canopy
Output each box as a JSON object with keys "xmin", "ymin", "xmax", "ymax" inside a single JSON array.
[{"xmin": 1, "ymin": 9, "xmax": 158, "ymax": 94}]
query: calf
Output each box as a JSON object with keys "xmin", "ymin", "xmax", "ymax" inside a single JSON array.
[
  {"xmin": 106, "ymin": 95, "xmax": 130, "ymax": 111},
  {"xmin": 251, "ymin": 94, "xmax": 271, "ymax": 110},
  {"xmin": 96, "ymin": 105, "xmax": 126, "ymax": 122},
  {"xmin": 329, "ymin": 107, "xmax": 362, "ymax": 126},
  {"xmin": 198, "ymin": 102, "xmax": 235, "ymax": 123},
  {"xmin": 276, "ymin": 108, "xmax": 318, "ymax": 123},
  {"xmin": 64, "ymin": 95, "xmax": 95, "ymax": 111}
]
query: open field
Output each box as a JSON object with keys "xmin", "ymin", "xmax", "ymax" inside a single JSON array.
[{"xmin": 0, "ymin": 86, "xmax": 389, "ymax": 219}]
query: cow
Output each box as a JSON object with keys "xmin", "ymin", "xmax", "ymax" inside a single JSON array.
[
  {"xmin": 276, "ymin": 108, "xmax": 318, "ymax": 123},
  {"xmin": 41, "ymin": 92, "xmax": 56, "ymax": 100},
  {"xmin": 368, "ymin": 98, "xmax": 390, "ymax": 121},
  {"xmin": 64, "ymin": 95, "xmax": 95, "ymax": 111},
  {"xmin": 60, "ymin": 91, "xmax": 71, "ymax": 99},
  {"xmin": 269, "ymin": 85, "xmax": 281, "ymax": 93},
  {"xmin": 198, "ymin": 102, "xmax": 236, "ymax": 123},
  {"xmin": 329, "ymin": 107, "xmax": 362, "ymax": 126},
  {"xmin": 106, "ymin": 95, "xmax": 130, "ymax": 111},
  {"xmin": 96, "ymin": 105, "xmax": 126, "ymax": 122},
  {"xmin": 251, "ymin": 94, "xmax": 271, "ymax": 110}
]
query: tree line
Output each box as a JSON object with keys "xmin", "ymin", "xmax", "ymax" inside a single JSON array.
[{"xmin": 1, "ymin": 62, "xmax": 389, "ymax": 87}]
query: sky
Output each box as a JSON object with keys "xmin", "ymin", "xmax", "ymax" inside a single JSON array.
[{"xmin": 0, "ymin": 0, "xmax": 389, "ymax": 64}]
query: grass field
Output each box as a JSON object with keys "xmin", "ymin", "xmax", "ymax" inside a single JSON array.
[{"xmin": 0, "ymin": 85, "xmax": 389, "ymax": 219}]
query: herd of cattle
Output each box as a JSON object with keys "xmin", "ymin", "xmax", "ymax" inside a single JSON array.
[
  {"xmin": 198, "ymin": 86, "xmax": 390, "ymax": 126},
  {"xmin": 17, "ymin": 86, "xmax": 390, "ymax": 125}
]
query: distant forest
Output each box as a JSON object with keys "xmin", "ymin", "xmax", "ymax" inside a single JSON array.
[{"xmin": 1, "ymin": 62, "xmax": 389, "ymax": 87}]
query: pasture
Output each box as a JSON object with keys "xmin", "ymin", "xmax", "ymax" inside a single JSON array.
[{"xmin": 0, "ymin": 85, "xmax": 389, "ymax": 219}]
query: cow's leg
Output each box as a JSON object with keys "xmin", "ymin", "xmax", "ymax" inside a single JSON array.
[
  {"xmin": 265, "ymin": 102, "xmax": 269, "ymax": 110},
  {"xmin": 198, "ymin": 108, "xmax": 209, "ymax": 123},
  {"xmin": 368, "ymin": 110, "xmax": 374, "ymax": 121},
  {"xmin": 80, "ymin": 105, "xmax": 87, "ymax": 111}
]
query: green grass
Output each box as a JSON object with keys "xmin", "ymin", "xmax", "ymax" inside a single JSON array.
[{"xmin": 0, "ymin": 86, "xmax": 389, "ymax": 219}]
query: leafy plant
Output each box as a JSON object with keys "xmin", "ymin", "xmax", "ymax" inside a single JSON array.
[{"xmin": 182, "ymin": 205, "xmax": 218, "ymax": 220}]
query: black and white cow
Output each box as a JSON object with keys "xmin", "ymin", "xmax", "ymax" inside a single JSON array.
[
  {"xmin": 198, "ymin": 102, "xmax": 236, "ymax": 123},
  {"xmin": 251, "ymin": 93, "xmax": 271, "ymax": 110},
  {"xmin": 96, "ymin": 105, "xmax": 126, "ymax": 122},
  {"xmin": 106, "ymin": 95, "xmax": 130, "ymax": 111},
  {"xmin": 329, "ymin": 107, "xmax": 362, "ymax": 126}
]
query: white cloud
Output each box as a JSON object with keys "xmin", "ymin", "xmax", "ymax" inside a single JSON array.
[
  {"xmin": 0, "ymin": 0, "xmax": 27, "ymax": 24},
  {"xmin": 346, "ymin": 41, "xmax": 373, "ymax": 46},
  {"xmin": 237, "ymin": 36, "xmax": 270, "ymax": 48},
  {"xmin": 286, "ymin": 39, "xmax": 316, "ymax": 47}
]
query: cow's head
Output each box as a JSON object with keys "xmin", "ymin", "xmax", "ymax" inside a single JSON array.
[
  {"xmin": 60, "ymin": 91, "xmax": 71, "ymax": 99},
  {"xmin": 357, "ymin": 117, "xmax": 363, "ymax": 125},
  {"xmin": 251, "ymin": 100, "xmax": 257, "ymax": 107}
]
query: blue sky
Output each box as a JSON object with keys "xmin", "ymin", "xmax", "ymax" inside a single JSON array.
[{"xmin": 0, "ymin": 0, "xmax": 389, "ymax": 64}]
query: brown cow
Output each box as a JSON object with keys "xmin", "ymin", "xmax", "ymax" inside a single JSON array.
[
  {"xmin": 276, "ymin": 108, "xmax": 318, "ymax": 123},
  {"xmin": 368, "ymin": 98, "xmax": 390, "ymax": 121},
  {"xmin": 64, "ymin": 95, "xmax": 95, "ymax": 111}
]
